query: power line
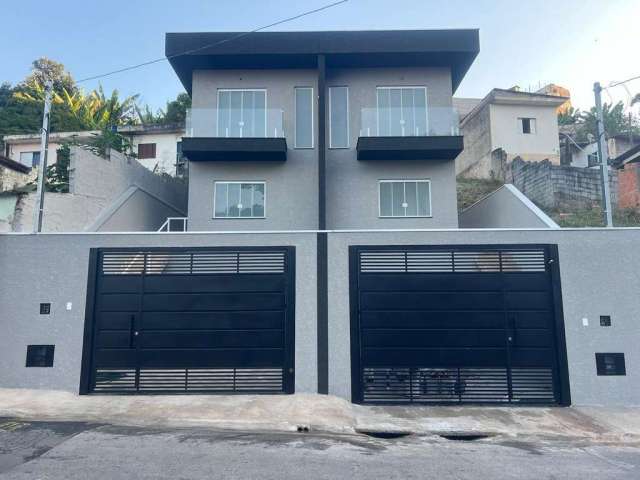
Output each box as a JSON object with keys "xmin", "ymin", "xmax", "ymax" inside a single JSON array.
[
  {"xmin": 76, "ymin": 0, "xmax": 349, "ymax": 84},
  {"xmin": 607, "ymin": 74, "xmax": 640, "ymax": 89}
]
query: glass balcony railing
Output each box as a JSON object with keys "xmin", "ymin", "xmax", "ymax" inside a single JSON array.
[
  {"xmin": 359, "ymin": 106, "xmax": 460, "ymax": 138},
  {"xmin": 185, "ymin": 108, "xmax": 285, "ymax": 138}
]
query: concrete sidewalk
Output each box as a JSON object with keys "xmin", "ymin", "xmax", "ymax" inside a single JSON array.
[{"xmin": 1, "ymin": 389, "xmax": 639, "ymax": 443}]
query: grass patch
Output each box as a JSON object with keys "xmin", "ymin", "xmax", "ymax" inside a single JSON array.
[
  {"xmin": 457, "ymin": 177, "xmax": 504, "ymax": 212},
  {"xmin": 549, "ymin": 207, "xmax": 640, "ymax": 227}
]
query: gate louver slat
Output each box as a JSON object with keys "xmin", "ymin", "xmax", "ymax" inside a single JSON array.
[{"xmin": 353, "ymin": 246, "xmax": 564, "ymax": 406}]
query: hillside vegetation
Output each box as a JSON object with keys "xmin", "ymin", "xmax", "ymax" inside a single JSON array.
[{"xmin": 456, "ymin": 177, "xmax": 640, "ymax": 227}]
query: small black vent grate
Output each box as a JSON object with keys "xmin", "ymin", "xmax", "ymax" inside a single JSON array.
[
  {"xmin": 596, "ymin": 353, "xmax": 626, "ymax": 376},
  {"xmin": 102, "ymin": 251, "xmax": 286, "ymax": 275},
  {"xmin": 26, "ymin": 345, "xmax": 55, "ymax": 367},
  {"xmin": 39, "ymin": 303, "xmax": 51, "ymax": 315},
  {"xmin": 360, "ymin": 249, "xmax": 547, "ymax": 273}
]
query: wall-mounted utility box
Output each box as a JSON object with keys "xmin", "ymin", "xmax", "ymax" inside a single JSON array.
[
  {"xmin": 26, "ymin": 345, "xmax": 55, "ymax": 367},
  {"xmin": 595, "ymin": 353, "xmax": 626, "ymax": 376}
]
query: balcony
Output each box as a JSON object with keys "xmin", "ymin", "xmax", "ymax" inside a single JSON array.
[
  {"xmin": 356, "ymin": 106, "xmax": 463, "ymax": 161},
  {"xmin": 182, "ymin": 108, "xmax": 287, "ymax": 162}
]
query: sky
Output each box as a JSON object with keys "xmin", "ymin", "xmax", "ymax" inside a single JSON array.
[{"xmin": 2, "ymin": 0, "xmax": 639, "ymax": 113}]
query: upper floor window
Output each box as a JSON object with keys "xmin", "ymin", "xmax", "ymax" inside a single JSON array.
[
  {"xmin": 295, "ymin": 87, "xmax": 314, "ymax": 148},
  {"xmin": 19, "ymin": 151, "xmax": 40, "ymax": 167},
  {"xmin": 137, "ymin": 143, "xmax": 156, "ymax": 159},
  {"xmin": 377, "ymin": 87, "xmax": 427, "ymax": 137},
  {"xmin": 379, "ymin": 180, "xmax": 431, "ymax": 218},
  {"xmin": 329, "ymin": 86, "xmax": 349, "ymax": 148},
  {"xmin": 217, "ymin": 89, "xmax": 266, "ymax": 138},
  {"xmin": 519, "ymin": 117, "xmax": 536, "ymax": 134},
  {"xmin": 214, "ymin": 181, "xmax": 265, "ymax": 219}
]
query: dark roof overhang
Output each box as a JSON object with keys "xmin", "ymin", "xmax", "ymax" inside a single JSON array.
[
  {"xmin": 356, "ymin": 135, "xmax": 464, "ymax": 161},
  {"xmin": 166, "ymin": 29, "xmax": 480, "ymax": 94}
]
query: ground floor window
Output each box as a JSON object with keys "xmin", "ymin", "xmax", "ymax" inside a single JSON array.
[
  {"xmin": 379, "ymin": 180, "xmax": 431, "ymax": 217},
  {"xmin": 214, "ymin": 181, "xmax": 265, "ymax": 218}
]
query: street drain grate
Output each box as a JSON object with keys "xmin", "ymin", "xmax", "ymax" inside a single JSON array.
[
  {"xmin": 439, "ymin": 433, "xmax": 490, "ymax": 441},
  {"xmin": 357, "ymin": 430, "xmax": 412, "ymax": 439}
]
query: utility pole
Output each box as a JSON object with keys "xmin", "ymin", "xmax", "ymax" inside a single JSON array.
[
  {"xmin": 32, "ymin": 80, "xmax": 53, "ymax": 233},
  {"xmin": 594, "ymin": 82, "xmax": 613, "ymax": 227}
]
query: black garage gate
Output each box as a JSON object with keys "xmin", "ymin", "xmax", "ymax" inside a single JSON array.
[
  {"xmin": 349, "ymin": 245, "xmax": 570, "ymax": 405},
  {"xmin": 80, "ymin": 247, "xmax": 295, "ymax": 395}
]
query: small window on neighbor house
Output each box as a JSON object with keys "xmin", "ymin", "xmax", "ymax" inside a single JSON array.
[
  {"xmin": 379, "ymin": 180, "xmax": 431, "ymax": 218},
  {"xmin": 588, "ymin": 152, "xmax": 599, "ymax": 167},
  {"xmin": 519, "ymin": 118, "xmax": 536, "ymax": 134},
  {"xmin": 19, "ymin": 151, "xmax": 40, "ymax": 167},
  {"xmin": 295, "ymin": 87, "xmax": 314, "ymax": 148},
  {"xmin": 137, "ymin": 143, "xmax": 157, "ymax": 159},
  {"xmin": 214, "ymin": 182, "xmax": 265, "ymax": 218},
  {"xmin": 329, "ymin": 87, "xmax": 349, "ymax": 148}
]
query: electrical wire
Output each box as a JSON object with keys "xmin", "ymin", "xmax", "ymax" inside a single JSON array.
[
  {"xmin": 608, "ymin": 75, "xmax": 640, "ymax": 89},
  {"xmin": 76, "ymin": 0, "xmax": 349, "ymax": 84}
]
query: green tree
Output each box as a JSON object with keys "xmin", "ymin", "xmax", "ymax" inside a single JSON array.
[
  {"xmin": 633, "ymin": 94, "xmax": 640, "ymax": 106},
  {"xmin": 162, "ymin": 92, "xmax": 191, "ymax": 125},
  {"xmin": 558, "ymin": 107, "xmax": 581, "ymax": 126},
  {"xmin": 577, "ymin": 101, "xmax": 639, "ymax": 142}
]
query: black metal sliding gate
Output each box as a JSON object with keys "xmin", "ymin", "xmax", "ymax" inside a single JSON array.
[
  {"xmin": 80, "ymin": 247, "xmax": 295, "ymax": 395},
  {"xmin": 349, "ymin": 245, "xmax": 570, "ymax": 405}
]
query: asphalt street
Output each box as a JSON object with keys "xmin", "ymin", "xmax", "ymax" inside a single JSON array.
[{"xmin": 1, "ymin": 418, "xmax": 639, "ymax": 479}]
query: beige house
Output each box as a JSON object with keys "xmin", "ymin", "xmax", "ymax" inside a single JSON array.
[
  {"xmin": 3, "ymin": 124, "xmax": 185, "ymax": 176},
  {"xmin": 454, "ymin": 88, "xmax": 567, "ymax": 179}
]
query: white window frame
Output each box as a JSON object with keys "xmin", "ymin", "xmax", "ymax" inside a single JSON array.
[
  {"xmin": 213, "ymin": 181, "xmax": 266, "ymax": 219},
  {"xmin": 518, "ymin": 117, "xmax": 537, "ymax": 135},
  {"xmin": 329, "ymin": 86, "xmax": 349, "ymax": 149},
  {"xmin": 216, "ymin": 89, "xmax": 268, "ymax": 138},
  {"xmin": 378, "ymin": 179, "xmax": 432, "ymax": 218},
  {"xmin": 376, "ymin": 86, "xmax": 429, "ymax": 137},
  {"xmin": 294, "ymin": 87, "xmax": 314, "ymax": 149}
]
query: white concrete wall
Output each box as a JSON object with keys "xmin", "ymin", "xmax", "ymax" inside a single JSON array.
[
  {"xmin": 127, "ymin": 132, "xmax": 183, "ymax": 175},
  {"xmin": 490, "ymin": 103, "xmax": 561, "ymax": 162},
  {"xmin": 459, "ymin": 184, "xmax": 559, "ymax": 228}
]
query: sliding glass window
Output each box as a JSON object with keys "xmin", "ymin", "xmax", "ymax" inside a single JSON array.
[
  {"xmin": 377, "ymin": 87, "xmax": 427, "ymax": 137},
  {"xmin": 217, "ymin": 90, "xmax": 266, "ymax": 138}
]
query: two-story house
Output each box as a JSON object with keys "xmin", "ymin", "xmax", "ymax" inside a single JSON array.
[{"xmin": 169, "ymin": 30, "xmax": 475, "ymax": 232}]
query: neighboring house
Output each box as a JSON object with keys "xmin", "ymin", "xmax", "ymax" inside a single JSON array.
[
  {"xmin": 3, "ymin": 130, "xmax": 97, "ymax": 170},
  {"xmin": 455, "ymin": 88, "xmax": 567, "ymax": 179},
  {"xmin": 3, "ymin": 29, "xmax": 640, "ymax": 411},
  {"xmin": 117, "ymin": 123, "xmax": 186, "ymax": 175},
  {"xmin": 2, "ymin": 124, "xmax": 186, "ymax": 176},
  {"xmin": 560, "ymin": 131, "xmax": 640, "ymax": 169}
]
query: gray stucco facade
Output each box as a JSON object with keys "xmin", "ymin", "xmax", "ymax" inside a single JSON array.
[
  {"xmin": 1, "ymin": 228, "xmax": 640, "ymax": 406},
  {"xmin": 187, "ymin": 67, "xmax": 460, "ymax": 230}
]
